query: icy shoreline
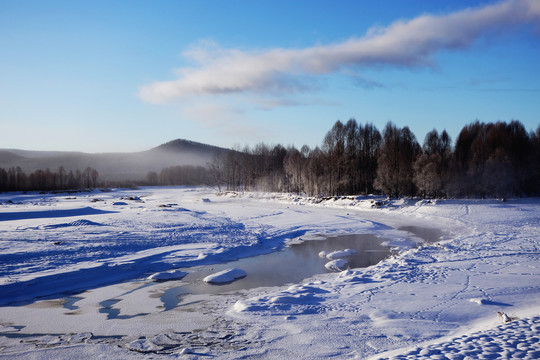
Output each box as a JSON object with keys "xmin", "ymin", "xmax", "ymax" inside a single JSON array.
[{"xmin": 1, "ymin": 187, "xmax": 539, "ymax": 359}]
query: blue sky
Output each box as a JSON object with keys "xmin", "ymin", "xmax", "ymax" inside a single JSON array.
[{"xmin": 1, "ymin": 0, "xmax": 539, "ymax": 152}]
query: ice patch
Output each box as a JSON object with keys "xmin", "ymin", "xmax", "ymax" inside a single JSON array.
[
  {"xmin": 203, "ymin": 268, "xmax": 247, "ymax": 284},
  {"xmin": 325, "ymin": 259, "xmax": 349, "ymax": 271},
  {"xmin": 147, "ymin": 269, "xmax": 187, "ymax": 281}
]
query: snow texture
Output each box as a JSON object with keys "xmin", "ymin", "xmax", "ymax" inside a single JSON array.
[{"xmin": 377, "ymin": 315, "xmax": 540, "ymax": 360}]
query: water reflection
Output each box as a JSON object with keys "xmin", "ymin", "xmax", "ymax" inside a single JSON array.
[{"xmin": 397, "ymin": 226, "xmax": 443, "ymax": 243}]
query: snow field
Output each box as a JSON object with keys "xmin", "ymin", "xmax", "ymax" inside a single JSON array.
[{"xmin": 0, "ymin": 187, "xmax": 539, "ymax": 359}]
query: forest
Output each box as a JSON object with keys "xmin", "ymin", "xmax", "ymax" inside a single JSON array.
[
  {"xmin": 0, "ymin": 166, "xmax": 99, "ymax": 192},
  {"xmin": 1, "ymin": 120, "xmax": 539, "ymax": 199},
  {"xmin": 211, "ymin": 120, "xmax": 540, "ymax": 199}
]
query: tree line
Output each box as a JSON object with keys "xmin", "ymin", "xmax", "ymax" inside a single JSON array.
[
  {"xmin": 211, "ymin": 119, "xmax": 540, "ymax": 198},
  {"xmin": 0, "ymin": 166, "xmax": 99, "ymax": 192},
  {"xmin": 3, "ymin": 119, "xmax": 538, "ymax": 198},
  {"xmin": 0, "ymin": 164, "xmax": 214, "ymax": 192},
  {"xmin": 145, "ymin": 165, "xmax": 212, "ymax": 186}
]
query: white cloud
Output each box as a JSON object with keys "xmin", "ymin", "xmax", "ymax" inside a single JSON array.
[{"xmin": 139, "ymin": 0, "xmax": 540, "ymax": 103}]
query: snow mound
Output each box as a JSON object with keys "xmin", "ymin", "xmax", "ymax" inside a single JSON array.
[
  {"xmin": 44, "ymin": 219, "xmax": 104, "ymax": 229},
  {"xmin": 325, "ymin": 259, "xmax": 349, "ymax": 271},
  {"xmin": 147, "ymin": 269, "xmax": 187, "ymax": 281},
  {"xmin": 126, "ymin": 338, "xmax": 162, "ymax": 353},
  {"xmin": 69, "ymin": 219, "xmax": 103, "ymax": 226},
  {"xmin": 318, "ymin": 251, "xmax": 329, "ymax": 258},
  {"xmin": 326, "ymin": 249, "xmax": 356, "ymax": 259},
  {"xmin": 203, "ymin": 268, "xmax": 247, "ymax": 284}
]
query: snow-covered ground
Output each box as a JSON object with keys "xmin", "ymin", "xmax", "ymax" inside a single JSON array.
[{"xmin": 0, "ymin": 187, "xmax": 538, "ymax": 359}]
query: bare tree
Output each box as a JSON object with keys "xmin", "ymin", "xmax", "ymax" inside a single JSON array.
[
  {"xmin": 414, "ymin": 129, "xmax": 452, "ymax": 198},
  {"xmin": 374, "ymin": 122, "xmax": 420, "ymax": 197},
  {"xmin": 208, "ymin": 151, "xmax": 226, "ymax": 192}
]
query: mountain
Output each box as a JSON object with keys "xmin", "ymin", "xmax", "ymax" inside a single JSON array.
[{"xmin": 0, "ymin": 139, "xmax": 227, "ymax": 182}]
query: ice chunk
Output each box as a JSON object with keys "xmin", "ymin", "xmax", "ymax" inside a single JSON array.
[
  {"xmin": 147, "ymin": 269, "xmax": 187, "ymax": 281},
  {"xmin": 204, "ymin": 268, "xmax": 247, "ymax": 284},
  {"xmin": 318, "ymin": 251, "xmax": 329, "ymax": 258},
  {"xmin": 326, "ymin": 249, "xmax": 356, "ymax": 259},
  {"xmin": 325, "ymin": 259, "xmax": 348, "ymax": 271},
  {"xmin": 203, "ymin": 268, "xmax": 247, "ymax": 284}
]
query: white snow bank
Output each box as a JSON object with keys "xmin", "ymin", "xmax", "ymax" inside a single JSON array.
[
  {"xmin": 324, "ymin": 259, "xmax": 349, "ymax": 271},
  {"xmin": 325, "ymin": 248, "xmax": 356, "ymax": 259},
  {"xmin": 203, "ymin": 268, "xmax": 247, "ymax": 284},
  {"xmin": 147, "ymin": 269, "xmax": 187, "ymax": 281}
]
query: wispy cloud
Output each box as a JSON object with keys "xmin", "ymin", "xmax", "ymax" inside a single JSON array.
[
  {"xmin": 350, "ymin": 76, "xmax": 387, "ymax": 90},
  {"xmin": 139, "ymin": 0, "xmax": 540, "ymax": 103}
]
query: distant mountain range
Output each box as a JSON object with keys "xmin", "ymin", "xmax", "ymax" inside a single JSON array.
[{"xmin": 0, "ymin": 139, "xmax": 226, "ymax": 181}]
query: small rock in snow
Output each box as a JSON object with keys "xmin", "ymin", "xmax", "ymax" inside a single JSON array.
[
  {"xmin": 469, "ymin": 298, "xmax": 489, "ymax": 305},
  {"xmin": 180, "ymin": 347, "xmax": 192, "ymax": 354},
  {"xmin": 325, "ymin": 259, "xmax": 349, "ymax": 271},
  {"xmin": 204, "ymin": 268, "xmax": 247, "ymax": 284},
  {"xmin": 498, "ymin": 311, "xmax": 512, "ymax": 323}
]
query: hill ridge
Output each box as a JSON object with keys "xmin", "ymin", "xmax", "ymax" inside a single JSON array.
[{"xmin": 0, "ymin": 139, "xmax": 226, "ymax": 182}]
